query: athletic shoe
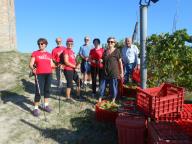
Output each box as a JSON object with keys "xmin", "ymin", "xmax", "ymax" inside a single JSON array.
[
  {"xmin": 33, "ymin": 109, "xmax": 40, "ymax": 117},
  {"xmin": 77, "ymin": 96, "xmax": 86, "ymax": 101},
  {"xmin": 91, "ymin": 93, "xmax": 96, "ymax": 98},
  {"xmin": 66, "ymin": 98, "xmax": 76, "ymax": 103},
  {"xmin": 43, "ymin": 105, "xmax": 52, "ymax": 113}
]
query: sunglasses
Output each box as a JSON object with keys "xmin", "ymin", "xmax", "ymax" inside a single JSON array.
[
  {"xmin": 107, "ymin": 41, "xmax": 115, "ymax": 44},
  {"xmin": 38, "ymin": 43, "xmax": 45, "ymax": 46}
]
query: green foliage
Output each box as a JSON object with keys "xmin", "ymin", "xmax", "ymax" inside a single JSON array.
[
  {"xmin": 146, "ymin": 29, "xmax": 192, "ymax": 90},
  {"xmin": 115, "ymin": 40, "xmax": 124, "ymax": 50},
  {"xmin": 75, "ymin": 54, "xmax": 82, "ymax": 64}
]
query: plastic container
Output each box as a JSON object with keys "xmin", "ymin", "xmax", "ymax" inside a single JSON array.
[
  {"xmin": 95, "ymin": 100, "xmax": 118, "ymax": 123},
  {"xmin": 132, "ymin": 68, "xmax": 141, "ymax": 83},
  {"xmin": 148, "ymin": 121, "xmax": 191, "ymax": 144},
  {"xmin": 122, "ymin": 85, "xmax": 137, "ymax": 98},
  {"xmin": 118, "ymin": 79, "xmax": 124, "ymax": 97},
  {"xmin": 137, "ymin": 83, "xmax": 184, "ymax": 120},
  {"xmin": 116, "ymin": 112, "xmax": 146, "ymax": 144},
  {"xmin": 158, "ymin": 104, "xmax": 192, "ymax": 122},
  {"xmin": 176, "ymin": 120, "xmax": 192, "ymax": 139}
]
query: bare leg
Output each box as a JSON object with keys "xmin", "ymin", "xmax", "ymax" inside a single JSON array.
[{"xmin": 66, "ymin": 88, "xmax": 71, "ymax": 99}]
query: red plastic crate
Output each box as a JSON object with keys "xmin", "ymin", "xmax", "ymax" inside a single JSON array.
[
  {"xmin": 176, "ymin": 120, "xmax": 192, "ymax": 139},
  {"xmin": 95, "ymin": 100, "xmax": 118, "ymax": 123},
  {"xmin": 132, "ymin": 68, "xmax": 141, "ymax": 83},
  {"xmin": 158, "ymin": 104, "xmax": 192, "ymax": 122},
  {"xmin": 148, "ymin": 121, "xmax": 191, "ymax": 144},
  {"xmin": 116, "ymin": 112, "xmax": 146, "ymax": 144},
  {"xmin": 118, "ymin": 79, "xmax": 124, "ymax": 97},
  {"xmin": 122, "ymin": 85, "xmax": 137, "ymax": 98},
  {"xmin": 137, "ymin": 83, "xmax": 184, "ymax": 120}
]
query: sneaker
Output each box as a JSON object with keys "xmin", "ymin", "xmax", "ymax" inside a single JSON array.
[
  {"xmin": 91, "ymin": 93, "xmax": 96, "ymax": 98},
  {"xmin": 66, "ymin": 98, "xmax": 76, "ymax": 103},
  {"xmin": 43, "ymin": 105, "xmax": 52, "ymax": 113},
  {"xmin": 77, "ymin": 96, "xmax": 86, "ymax": 101},
  {"xmin": 33, "ymin": 109, "xmax": 40, "ymax": 117}
]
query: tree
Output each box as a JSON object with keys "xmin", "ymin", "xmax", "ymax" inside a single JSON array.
[{"xmin": 146, "ymin": 29, "xmax": 192, "ymax": 90}]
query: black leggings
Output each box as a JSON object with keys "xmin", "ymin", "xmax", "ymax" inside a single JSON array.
[
  {"xmin": 64, "ymin": 70, "xmax": 80, "ymax": 88},
  {"xmin": 35, "ymin": 74, "xmax": 52, "ymax": 102},
  {"xmin": 91, "ymin": 66, "xmax": 103, "ymax": 94}
]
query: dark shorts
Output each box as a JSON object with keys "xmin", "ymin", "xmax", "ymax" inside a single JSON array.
[
  {"xmin": 64, "ymin": 70, "xmax": 80, "ymax": 88},
  {"xmin": 81, "ymin": 60, "xmax": 91, "ymax": 73}
]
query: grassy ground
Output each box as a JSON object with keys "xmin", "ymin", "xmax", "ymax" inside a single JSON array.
[
  {"xmin": 0, "ymin": 51, "xmax": 192, "ymax": 144},
  {"xmin": 0, "ymin": 52, "xmax": 117, "ymax": 144}
]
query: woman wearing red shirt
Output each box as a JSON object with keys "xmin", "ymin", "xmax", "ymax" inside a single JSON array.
[
  {"xmin": 29, "ymin": 38, "xmax": 55, "ymax": 117},
  {"xmin": 89, "ymin": 38, "xmax": 105, "ymax": 97},
  {"xmin": 63, "ymin": 38, "xmax": 80, "ymax": 102}
]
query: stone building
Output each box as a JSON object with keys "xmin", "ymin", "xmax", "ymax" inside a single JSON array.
[{"xmin": 0, "ymin": 0, "xmax": 17, "ymax": 52}]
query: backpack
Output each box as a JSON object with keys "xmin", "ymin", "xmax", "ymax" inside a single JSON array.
[{"xmin": 59, "ymin": 53, "xmax": 64, "ymax": 64}]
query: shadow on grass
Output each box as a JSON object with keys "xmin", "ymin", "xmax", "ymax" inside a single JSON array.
[
  {"xmin": 21, "ymin": 79, "xmax": 35, "ymax": 94},
  {"xmin": 70, "ymin": 109, "xmax": 117, "ymax": 144},
  {"xmin": 20, "ymin": 109, "xmax": 117, "ymax": 144},
  {"xmin": 0, "ymin": 91, "xmax": 33, "ymax": 113},
  {"xmin": 20, "ymin": 119, "xmax": 76, "ymax": 144}
]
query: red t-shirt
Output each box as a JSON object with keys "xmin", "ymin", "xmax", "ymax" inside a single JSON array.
[
  {"xmin": 32, "ymin": 50, "xmax": 52, "ymax": 74},
  {"xmin": 51, "ymin": 46, "xmax": 65, "ymax": 63},
  {"xmin": 63, "ymin": 48, "xmax": 76, "ymax": 70},
  {"xmin": 89, "ymin": 47, "xmax": 104, "ymax": 68}
]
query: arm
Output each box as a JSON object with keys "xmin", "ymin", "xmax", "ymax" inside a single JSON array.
[
  {"xmin": 118, "ymin": 58, "xmax": 124, "ymax": 78},
  {"xmin": 134, "ymin": 46, "xmax": 139, "ymax": 69},
  {"xmin": 29, "ymin": 57, "xmax": 36, "ymax": 74},
  {"xmin": 51, "ymin": 59, "xmax": 56, "ymax": 68},
  {"xmin": 64, "ymin": 54, "xmax": 76, "ymax": 68}
]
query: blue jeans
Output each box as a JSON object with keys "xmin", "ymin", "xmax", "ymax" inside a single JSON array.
[
  {"xmin": 81, "ymin": 60, "xmax": 91, "ymax": 73},
  {"xmin": 99, "ymin": 78, "xmax": 118, "ymax": 99},
  {"xmin": 124, "ymin": 63, "xmax": 135, "ymax": 84}
]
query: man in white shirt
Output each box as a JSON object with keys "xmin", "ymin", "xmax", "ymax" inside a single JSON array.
[{"xmin": 121, "ymin": 37, "xmax": 139, "ymax": 84}]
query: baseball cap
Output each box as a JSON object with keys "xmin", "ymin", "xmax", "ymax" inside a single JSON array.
[{"xmin": 66, "ymin": 38, "xmax": 74, "ymax": 43}]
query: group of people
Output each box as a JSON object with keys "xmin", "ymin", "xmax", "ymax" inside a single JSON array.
[{"xmin": 29, "ymin": 36, "xmax": 139, "ymax": 117}]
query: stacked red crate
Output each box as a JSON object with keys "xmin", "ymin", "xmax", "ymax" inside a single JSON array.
[
  {"xmin": 158, "ymin": 104, "xmax": 192, "ymax": 121},
  {"xmin": 148, "ymin": 121, "xmax": 191, "ymax": 143},
  {"xmin": 137, "ymin": 83, "xmax": 184, "ymax": 120},
  {"xmin": 116, "ymin": 112, "xmax": 146, "ymax": 144}
]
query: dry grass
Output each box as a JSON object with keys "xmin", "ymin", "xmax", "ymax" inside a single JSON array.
[
  {"xmin": 0, "ymin": 51, "xmax": 117, "ymax": 144},
  {"xmin": 0, "ymin": 51, "xmax": 192, "ymax": 144}
]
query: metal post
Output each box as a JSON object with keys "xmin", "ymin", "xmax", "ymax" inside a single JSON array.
[{"xmin": 140, "ymin": 5, "xmax": 148, "ymax": 89}]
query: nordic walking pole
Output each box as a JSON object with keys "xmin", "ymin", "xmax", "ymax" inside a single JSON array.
[
  {"xmin": 35, "ymin": 74, "xmax": 48, "ymax": 122},
  {"xmin": 95, "ymin": 59, "xmax": 100, "ymax": 96},
  {"xmin": 58, "ymin": 66, "xmax": 62, "ymax": 114}
]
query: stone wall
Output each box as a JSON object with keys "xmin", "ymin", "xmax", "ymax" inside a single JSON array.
[{"xmin": 0, "ymin": 0, "xmax": 17, "ymax": 52}]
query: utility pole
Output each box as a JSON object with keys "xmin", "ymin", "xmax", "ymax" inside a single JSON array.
[{"xmin": 139, "ymin": 0, "xmax": 159, "ymax": 89}]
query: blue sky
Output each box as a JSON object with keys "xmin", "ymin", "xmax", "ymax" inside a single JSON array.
[{"xmin": 15, "ymin": 0, "xmax": 192, "ymax": 54}]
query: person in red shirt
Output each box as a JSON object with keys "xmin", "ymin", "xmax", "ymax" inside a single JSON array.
[
  {"xmin": 63, "ymin": 38, "xmax": 81, "ymax": 102},
  {"xmin": 52, "ymin": 37, "xmax": 65, "ymax": 87},
  {"xmin": 29, "ymin": 38, "xmax": 55, "ymax": 117},
  {"xmin": 89, "ymin": 38, "xmax": 105, "ymax": 97}
]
